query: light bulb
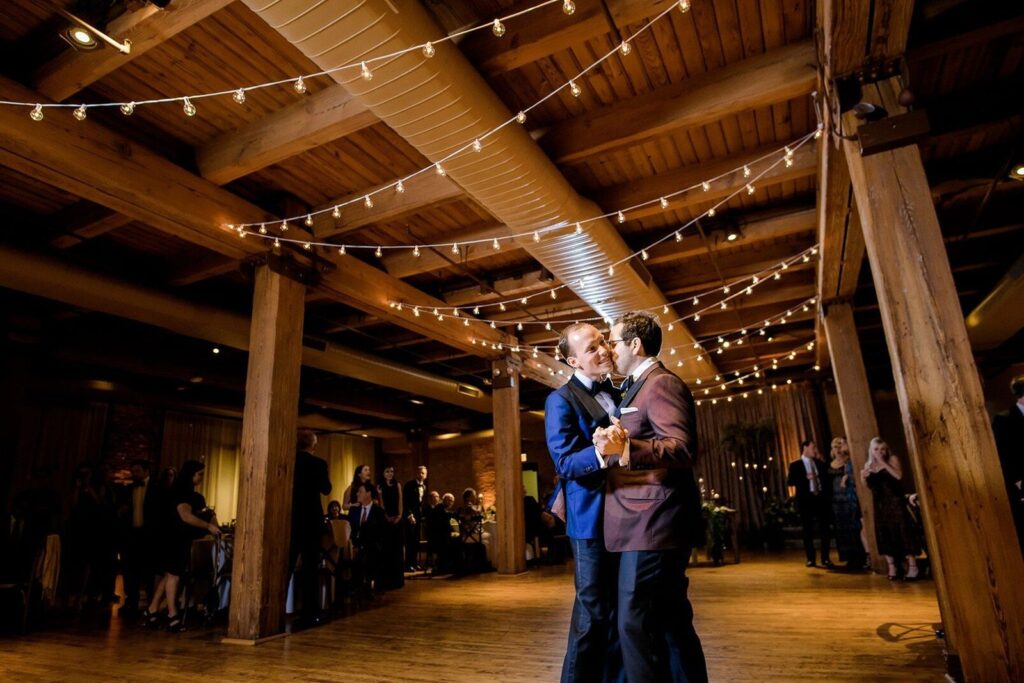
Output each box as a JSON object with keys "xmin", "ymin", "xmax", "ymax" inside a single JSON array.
[
  {"xmin": 641, "ymin": 249, "xmax": 649, "ymax": 261},
  {"xmin": 569, "ymin": 80, "xmax": 581, "ymax": 98},
  {"xmin": 660, "ymin": 197, "xmax": 669, "ymax": 209},
  {"xmin": 361, "ymin": 62, "xmax": 373, "ymax": 81},
  {"xmin": 452, "ymin": 243, "xmax": 460, "ymax": 255},
  {"xmin": 516, "ymin": 111, "xmax": 526, "ymax": 124},
  {"xmin": 73, "ymin": 105, "xmax": 87, "ymax": 121},
  {"xmin": 258, "ymin": 224, "xmax": 267, "ymax": 234},
  {"xmin": 692, "ymin": 297, "xmax": 699, "ymax": 306},
  {"xmin": 472, "ymin": 138, "xmax": 482, "ymax": 152},
  {"xmin": 183, "ymin": 98, "xmax": 196, "ymax": 117},
  {"xmin": 694, "ymin": 314, "xmax": 700, "ymax": 321},
  {"xmin": 785, "ymin": 156, "xmax": 794, "ymax": 167},
  {"xmin": 273, "ymin": 238, "xmax": 281, "ymax": 248},
  {"xmin": 675, "ymin": 231, "xmax": 682, "ymax": 242},
  {"xmin": 233, "ymin": 89, "xmax": 246, "ymax": 104},
  {"xmin": 743, "ymin": 165, "xmax": 751, "ymax": 178},
  {"xmin": 746, "ymin": 184, "xmax": 756, "ymax": 195},
  {"xmin": 120, "ymin": 101, "xmax": 135, "ymax": 116},
  {"xmin": 707, "ymin": 207, "xmax": 716, "ymax": 217},
  {"xmin": 375, "ymin": 246, "xmax": 382, "ymax": 258},
  {"xmin": 663, "ymin": 305, "xmax": 669, "ymax": 314},
  {"xmin": 575, "ymin": 222, "xmax": 583, "ymax": 235},
  {"xmin": 702, "ymin": 181, "xmax": 710, "ymax": 192},
  {"xmin": 332, "ymin": 206, "xmax": 341, "ymax": 219},
  {"xmin": 304, "ymin": 215, "xmax": 314, "ymax": 227},
  {"xmin": 413, "ymin": 307, "xmax": 420, "ymax": 317},
  {"xmin": 608, "ymin": 265, "xmax": 615, "ymax": 277},
  {"xmin": 422, "ymin": 41, "xmax": 435, "ymax": 58},
  {"xmin": 303, "ymin": 242, "xmax": 311, "ymax": 250},
  {"xmin": 617, "ymin": 211, "xmax": 625, "ymax": 223},
  {"xmin": 550, "ymin": 289, "xmax": 557, "ymax": 299},
  {"xmin": 517, "ymin": 322, "xmax": 524, "ymax": 331},
  {"xmin": 338, "ymin": 245, "xmax": 346, "ymax": 255},
  {"xmin": 563, "ymin": 0, "xmax": 576, "ymax": 14},
  {"xmin": 364, "ymin": 195, "xmax": 374, "ymax": 209},
  {"xmin": 474, "ymin": 307, "xmax": 480, "ymax": 315},
  {"xmin": 678, "ymin": 0, "xmax": 690, "ymax": 11},
  {"xmin": 492, "ymin": 18, "xmax": 506, "ymax": 37},
  {"xmin": 396, "ymin": 180, "xmax": 405, "ymax": 194},
  {"xmin": 493, "ymin": 238, "xmax": 501, "ymax": 250},
  {"xmin": 30, "ymin": 104, "xmax": 44, "ymax": 121},
  {"xmin": 413, "ymin": 245, "xmax": 420, "ymax": 257},
  {"xmin": 533, "ymin": 231, "xmax": 540, "ymax": 242},
  {"xmin": 294, "ymin": 76, "xmax": 306, "ymax": 94},
  {"xmin": 435, "ymin": 162, "xmax": 446, "ymax": 176},
  {"xmin": 280, "ymin": 221, "xmax": 289, "ymax": 232},
  {"xmin": 520, "ymin": 297, "xmax": 527, "ymax": 304},
  {"xmin": 620, "ymin": 41, "xmax": 631, "ymax": 56},
  {"xmin": 545, "ymin": 323, "xmax": 552, "ymax": 331}
]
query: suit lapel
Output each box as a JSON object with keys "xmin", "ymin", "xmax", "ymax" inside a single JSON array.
[
  {"xmin": 566, "ymin": 377, "xmax": 611, "ymax": 428},
  {"xmin": 619, "ymin": 361, "xmax": 663, "ymax": 409}
]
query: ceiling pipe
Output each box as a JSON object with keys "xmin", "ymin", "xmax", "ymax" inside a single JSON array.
[{"xmin": 243, "ymin": 0, "xmax": 714, "ymax": 380}]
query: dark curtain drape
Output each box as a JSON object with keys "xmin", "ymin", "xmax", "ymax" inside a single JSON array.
[{"xmin": 695, "ymin": 382, "xmax": 829, "ymax": 538}]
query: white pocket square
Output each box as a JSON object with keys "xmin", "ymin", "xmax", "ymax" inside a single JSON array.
[{"xmin": 620, "ymin": 406, "xmax": 639, "ymax": 414}]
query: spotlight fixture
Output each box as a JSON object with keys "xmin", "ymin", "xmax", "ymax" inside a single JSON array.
[
  {"xmin": 56, "ymin": 9, "xmax": 131, "ymax": 54},
  {"xmin": 1010, "ymin": 164, "xmax": 1024, "ymax": 181},
  {"xmin": 62, "ymin": 26, "xmax": 98, "ymax": 50}
]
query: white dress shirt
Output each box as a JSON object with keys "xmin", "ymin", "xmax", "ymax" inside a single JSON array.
[
  {"xmin": 801, "ymin": 455, "xmax": 820, "ymax": 494},
  {"xmin": 629, "ymin": 356, "xmax": 658, "ymax": 383},
  {"xmin": 574, "ymin": 369, "xmax": 617, "ymax": 467}
]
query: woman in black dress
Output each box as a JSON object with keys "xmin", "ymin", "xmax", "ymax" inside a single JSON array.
[
  {"xmin": 144, "ymin": 460, "xmax": 220, "ymax": 631},
  {"xmin": 828, "ymin": 437, "xmax": 867, "ymax": 569},
  {"xmin": 377, "ymin": 466, "xmax": 405, "ymax": 589},
  {"xmin": 861, "ymin": 438, "xmax": 921, "ymax": 580}
]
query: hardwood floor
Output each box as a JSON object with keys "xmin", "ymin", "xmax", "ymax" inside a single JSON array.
[{"xmin": 0, "ymin": 553, "xmax": 945, "ymax": 682}]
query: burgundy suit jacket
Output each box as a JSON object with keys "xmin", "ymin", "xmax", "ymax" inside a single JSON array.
[{"xmin": 604, "ymin": 361, "xmax": 703, "ymax": 552}]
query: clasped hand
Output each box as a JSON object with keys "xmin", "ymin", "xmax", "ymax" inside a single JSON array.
[{"xmin": 593, "ymin": 416, "xmax": 629, "ymax": 460}]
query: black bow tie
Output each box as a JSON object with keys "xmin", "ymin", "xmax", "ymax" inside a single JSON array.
[{"xmin": 589, "ymin": 378, "xmax": 614, "ymax": 397}]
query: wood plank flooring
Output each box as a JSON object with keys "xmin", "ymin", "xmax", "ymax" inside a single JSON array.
[{"xmin": 0, "ymin": 553, "xmax": 945, "ymax": 682}]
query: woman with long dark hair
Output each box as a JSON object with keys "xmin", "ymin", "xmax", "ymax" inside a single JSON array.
[
  {"xmin": 377, "ymin": 466, "xmax": 404, "ymax": 589},
  {"xmin": 341, "ymin": 464, "xmax": 372, "ymax": 513},
  {"xmin": 144, "ymin": 460, "xmax": 220, "ymax": 632}
]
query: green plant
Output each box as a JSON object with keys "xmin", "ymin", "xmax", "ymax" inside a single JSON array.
[{"xmin": 702, "ymin": 501, "xmax": 735, "ymax": 564}]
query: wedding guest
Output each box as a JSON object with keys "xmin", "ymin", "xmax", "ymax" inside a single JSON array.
[
  {"xmin": 861, "ymin": 438, "xmax": 920, "ymax": 581},
  {"xmin": 458, "ymin": 488, "xmax": 483, "ymax": 531},
  {"xmin": 121, "ymin": 459, "xmax": 160, "ymax": 619},
  {"xmin": 992, "ymin": 376, "xmax": 1024, "ymax": 546},
  {"xmin": 290, "ymin": 430, "xmax": 331, "ymax": 627},
  {"xmin": 145, "ymin": 460, "xmax": 220, "ymax": 632},
  {"xmin": 787, "ymin": 440, "xmax": 834, "ymax": 567},
  {"xmin": 828, "ymin": 438, "xmax": 868, "ymax": 570},
  {"xmin": 402, "ymin": 466, "xmax": 428, "ymax": 572},
  {"xmin": 326, "ymin": 500, "xmax": 343, "ymax": 521},
  {"xmin": 348, "ymin": 482, "xmax": 385, "ymax": 598},
  {"xmin": 342, "ymin": 464, "xmax": 372, "ymax": 513},
  {"xmin": 377, "ymin": 466, "xmax": 404, "ymax": 589},
  {"xmin": 65, "ymin": 463, "xmax": 117, "ymax": 609},
  {"xmin": 428, "ymin": 493, "xmax": 455, "ymax": 573}
]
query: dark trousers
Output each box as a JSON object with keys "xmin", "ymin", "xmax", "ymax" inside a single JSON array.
[
  {"xmin": 798, "ymin": 494, "xmax": 832, "ymax": 564},
  {"xmin": 618, "ymin": 548, "xmax": 707, "ymax": 683},
  {"xmin": 289, "ymin": 534, "xmax": 322, "ymax": 618},
  {"xmin": 404, "ymin": 520, "xmax": 421, "ymax": 569},
  {"xmin": 562, "ymin": 538, "xmax": 623, "ymax": 683},
  {"xmin": 121, "ymin": 527, "xmax": 153, "ymax": 612}
]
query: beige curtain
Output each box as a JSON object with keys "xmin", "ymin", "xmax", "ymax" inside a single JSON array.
[
  {"xmin": 160, "ymin": 412, "xmax": 241, "ymax": 521},
  {"xmin": 695, "ymin": 382, "xmax": 828, "ymax": 536},
  {"xmin": 317, "ymin": 433, "xmax": 376, "ymax": 509}
]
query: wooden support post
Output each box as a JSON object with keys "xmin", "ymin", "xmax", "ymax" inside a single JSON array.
[
  {"xmin": 821, "ymin": 302, "xmax": 884, "ymax": 573},
  {"xmin": 227, "ymin": 265, "xmax": 306, "ymax": 642},
  {"xmin": 492, "ymin": 358, "xmax": 526, "ymax": 574},
  {"xmin": 843, "ymin": 79, "xmax": 1024, "ymax": 681}
]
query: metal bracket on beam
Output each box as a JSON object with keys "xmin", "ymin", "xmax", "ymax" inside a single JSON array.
[
  {"xmin": 856, "ymin": 110, "xmax": 930, "ymax": 156},
  {"xmin": 492, "ymin": 355, "xmax": 522, "ymax": 388},
  {"xmin": 834, "ymin": 57, "xmax": 903, "ymax": 113},
  {"xmin": 242, "ymin": 252, "xmax": 321, "ymax": 286}
]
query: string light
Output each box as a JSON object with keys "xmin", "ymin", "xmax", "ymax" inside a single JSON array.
[
  {"xmin": 435, "ymin": 162, "xmax": 446, "ymax": 176},
  {"xmin": 678, "ymin": 0, "xmax": 691, "ymax": 10},
  {"xmin": 563, "ymin": 0, "xmax": 576, "ymax": 14},
  {"xmin": 620, "ymin": 41, "xmax": 632, "ymax": 56},
  {"xmin": 233, "ymin": 89, "xmax": 245, "ymax": 105},
  {"xmin": 472, "ymin": 139, "xmax": 483, "ymax": 152},
  {"xmin": 492, "ymin": 18, "xmax": 506, "ymax": 37},
  {"xmin": 182, "ymin": 97, "xmax": 196, "ymax": 117},
  {"xmin": 332, "ymin": 206, "xmax": 341, "ymax": 219},
  {"xmin": 73, "ymin": 105, "xmax": 87, "ymax": 121},
  {"xmin": 304, "ymin": 215, "xmax": 314, "ymax": 227},
  {"xmin": 422, "ymin": 41, "xmax": 435, "ymax": 58},
  {"xmin": 364, "ymin": 195, "xmax": 374, "ymax": 209},
  {"xmin": 361, "ymin": 62, "xmax": 373, "ymax": 81},
  {"xmin": 294, "ymin": 76, "xmax": 306, "ymax": 94},
  {"xmin": 516, "ymin": 111, "xmax": 527, "ymax": 124},
  {"xmin": 396, "ymin": 180, "xmax": 405, "ymax": 194},
  {"xmin": 120, "ymin": 101, "xmax": 135, "ymax": 115},
  {"xmin": 570, "ymin": 80, "xmax": 582, "ymax": 98},
  {"xmin": 28, "ymin": 103, "xmax": 43, "ymax": 121}
]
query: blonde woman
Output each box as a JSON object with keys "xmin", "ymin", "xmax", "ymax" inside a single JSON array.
[
  {"xmin": 828, "ymin": 437, "xmax": 868, "ymax": 569},
  {"xmin": 861, "ymin": 438, "xmax": 921, "ymax": 580}
]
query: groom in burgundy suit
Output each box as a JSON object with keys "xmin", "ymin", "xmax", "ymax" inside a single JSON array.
[{"xmin": 596, "ymin": 311, "xmax": 707, "ymax": 683}]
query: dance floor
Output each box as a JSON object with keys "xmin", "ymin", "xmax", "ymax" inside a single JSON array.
[{"xmin": 0, "ymin": 553, "xmax": 945, "ymax": 682}]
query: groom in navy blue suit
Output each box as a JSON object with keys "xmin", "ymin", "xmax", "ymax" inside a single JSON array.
[{"xmin": 545, "ymin": 322, "xmax": 624, "ymax": 683}]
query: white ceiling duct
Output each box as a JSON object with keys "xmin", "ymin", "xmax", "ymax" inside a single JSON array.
[{"xmin": 244, "ymin": 0, "xmax": 714, "ymax": 379}]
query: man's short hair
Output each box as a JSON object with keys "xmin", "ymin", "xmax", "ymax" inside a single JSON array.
[
  {"xmin": 297, "ymin": 429, "xmax": 317, "ymax": 451},
  {"xmin": 358, "ymin": 481, "xmax": 376, "ymax": 495},
  {"xmin": 800, "ymin": 438, "xmax": 815, "ymax": 450},
  {"xmin": 1012, "ymin": 376, "xmax": 1024, "ymax": 399},
  {"xmin": 557, "ymin": 322, "xmax": 593, "ymax": 361},
  {"xmin": 130, "ymin": 459, "xmax": 150, "ymax": 471},
  {"xmin": 614, "ymin": 311, "xmax": 662, "ymax": 356}
]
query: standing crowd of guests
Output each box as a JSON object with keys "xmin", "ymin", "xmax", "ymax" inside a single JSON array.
[{"xmin": 787, "ymin": 435, "xmax": 925, "ymax": 580}]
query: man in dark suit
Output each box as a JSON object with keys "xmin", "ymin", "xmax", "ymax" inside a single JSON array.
[
  {"xmin": 402, "ymin": 465, "xmax": 428, "ymax": 571},
  {"xmin": 545, "ymin": 322, "xmax": 623, "ymax": 683},
  {"xmin": 290, "ymin": 429, "xmax": 332, "ymax": 626},
  {"xmin": 787, "ymin": 439, "xmax": 834, "ymax": 568},
  {"xmin": 597, "ymin": 311, "xmax": 707, "ymax": 683},
  {"xmin": 120, "ymin": 459, "xmax": 160, "ymax": 619},
  {"xmin": 992, "ymin": 376, "xmax": 1024, "ymax": 547},
  {"xmin": 348, "ymin": 481, "xmax": 385, "ymax": 597}
]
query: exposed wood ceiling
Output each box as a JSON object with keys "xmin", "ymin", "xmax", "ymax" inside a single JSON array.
[{"xmin": 0, "ymin": 0, "xmax": 1020, "ymax": 436}]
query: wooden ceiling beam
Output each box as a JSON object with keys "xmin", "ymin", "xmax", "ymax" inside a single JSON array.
[
  {"xmin": 540, "ymin": 41, "xmax": 817, "ymax": 164},
  {"xmin": 47, "ymin": 201, "xmax": 134, "ymax": 249},
  {"xmin": 33, "ymin": 0, "xmax": 234, "ymax": 102},
  {"xmin": 196, "ymin": 86, "xmax": 380, "ymax": 185},
  {"xmin": 602, "ymin": 142, "xmax": 817, "ymax": 223}
]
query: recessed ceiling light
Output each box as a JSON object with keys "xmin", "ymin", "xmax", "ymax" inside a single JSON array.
[
  {"xmin": 361, "ymin": 433, "xmax": 368, "ymax": 438},
  {"xmin": 189, "ymin": 376, "xmax": 203, "ymax": 383},
  {"xmin": 61, "ymin": 26, "xmax": 98, "ymax": 50},
  {"xmin": 1014, "ymin": 165, "xmax": 1024, "ymax": 177},
  {"xmin": 408, "ymin": 398, "xmax": 425, "ymax": 405},
  {"xmin": 727, "ymin": 232, "xmax": 738, "ymax": 241},
  {"xmin": 212, "ymin": 347, "xmax": 220, "ymax": 354}
]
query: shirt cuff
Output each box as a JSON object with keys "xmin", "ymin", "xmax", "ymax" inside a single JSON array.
[{"xmin": 594, "ymin": 451, "xmax": 607, "ymax": 469}]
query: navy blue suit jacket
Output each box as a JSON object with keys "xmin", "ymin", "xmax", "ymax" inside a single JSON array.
[{"xmin": 545, "ymin": 377, "xmax": 617, "ymax": 540}]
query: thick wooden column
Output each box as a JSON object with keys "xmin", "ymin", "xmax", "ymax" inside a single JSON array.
[
  {"xmin": 843, "ymin": 79, "xmax": 1024, "ymax": 680},
  {"xmin": 227, "ymin": 265, "xmax": 306, "ymax": 642},
  {"xmin": 821, "ymin": 302, "xmax": 884, "ymax": 573},
  {"xmin": 492, "ymin": 359, "xmax": 526, "ymax": 574}
]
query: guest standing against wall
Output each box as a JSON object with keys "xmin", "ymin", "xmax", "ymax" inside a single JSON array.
[{"xmin": 402, "ymin": 465, "xmax": 428, "ymax": 572}]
